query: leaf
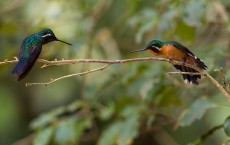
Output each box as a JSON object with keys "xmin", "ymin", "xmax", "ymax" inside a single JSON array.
[
  {"xmin": 54, "ymin": 118, "xmax": 77, "ymax": 145},
  {"xmin": 178, "ymin": 98, "xmax": 215, "ymax": 127},
  {"xmin": 98, "ymin": 103, "xmax": 115, "ymax": 121},
  {"xmin": 54, "ymin": 118, "xmax": 91, "ymax": 145},
  {"xmin": 118, "ymin": 115, "xmax": 139, "ymax": 145},
  {"xmin": 74, "ymin": 118, "xmax": 92, "ymax": 141},
  {"xmin": 98, "ymin": 106, "xmax": 140, "ymax": 145},
  {"xmin": 33, "ymin": 127, "xmax": 54, "ymax": 145},
  {"xmin": 31, "ymin": 101, "xmax": 86, "ymax": 130},
  {"xmin": 30, "ymin": 107, "xmax": 66, "ymax": 129},
  {"xmin": 98, "ymin": 122, "xmax": 121, "ymax": 145},
  {"xmin": 140, "ymin": 80, "xmax": 153, "ymax": 100},
  {"xmin": 187, "ymin": 139, "xmax": 202, "ymax": 145},
  {"xmin": 224, "ymin": 116, "xmax": 230, "ymax": 136}
]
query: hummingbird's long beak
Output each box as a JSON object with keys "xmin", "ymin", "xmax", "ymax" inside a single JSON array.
[
  {"xmin": 130, "ymin": 48, "xmax": 146, "ymax": 53},
  {"xmin": 56, "ymin": 39, "xmax": 73, "ymax": 46}
]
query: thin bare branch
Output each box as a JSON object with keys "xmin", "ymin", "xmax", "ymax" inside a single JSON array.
[
  {"xmin": 25, "ymin": 64, "xmax": 110, "ymax": 87},
  {"xmin": 40, "ymin": 57, "xmax": 172, "ymax": 67},
  {"xmin": 1, "ymin": 57, "xmax": 230, "ymax": 102},
  {"xmin": 168, "ymin": 72, "xmax": 203, "ymax": 76}
]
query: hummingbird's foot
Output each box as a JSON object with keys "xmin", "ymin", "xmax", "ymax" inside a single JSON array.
[
  {"xmin": 180, "ymin": 58, "xmax": 186, "ymax": 66},
  {"xmin": 169, "ymin": 58, "xmax": 174, "ymax": 64}
]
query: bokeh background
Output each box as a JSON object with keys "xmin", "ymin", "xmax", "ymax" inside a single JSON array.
[{"xmin": 0, "ymin": 0, "xmax": 230, "ymax": 145}]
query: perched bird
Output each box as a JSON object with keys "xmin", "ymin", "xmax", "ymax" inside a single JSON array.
[
  {"xmin": 12, "ymin": 29, "xmax": 73, "ymax": 81},
  {"xmin": 130, "ymin": 40, "xmax": 207, "ymax": 85}
]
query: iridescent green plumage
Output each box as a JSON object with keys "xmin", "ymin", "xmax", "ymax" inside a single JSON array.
[{"xmin": 12, "ymin": 29, "xmax": 72, "ymax": 81}]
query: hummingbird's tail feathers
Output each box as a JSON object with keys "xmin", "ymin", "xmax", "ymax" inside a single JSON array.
[
  {"xmin": 12, "ymin": 59, "xmax": 31, "ymax": 81},
  {"xmin": 17, "ymin": 60, "xmax": 36, "ymax": 81},
  {"xmin": 12, "ymin": 60, "xmax": 27, "ymax": 75},
  {"xmin": 173, "ymin": 65, "xmax": 200, "ymax": 85}
]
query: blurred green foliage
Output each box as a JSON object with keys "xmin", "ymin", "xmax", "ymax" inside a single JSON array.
[{"xmin": 0, "ymin": 0, "xmax": 230, "ymax": 145}]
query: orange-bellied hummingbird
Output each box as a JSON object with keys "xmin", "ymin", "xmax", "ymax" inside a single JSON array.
[
  {"xmin": 130, "ymin": 40, "xmax": 207, "ymax": 85},
  {"xmin": 12, "ymin": 29, "xmax": 73, "ymax": 81}
]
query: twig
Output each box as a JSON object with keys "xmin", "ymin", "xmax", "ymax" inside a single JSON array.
[
  {"xmin": 205, "ymin": 73, "xmax": 230, "ymax": 101},
  {"xmin": 40, "ymin": 57, "xmax": 172, "ymax": 67},
  {"xmin": 0, "ymin": 57, "xmax": 18, "ymax": 65},
  {"xmin": 1, "ymin": 57, "xmax": 230, "ymax": 102},
  {"xmin": 168, "ymin": 72, "xmax": 202, "ymax": 76},
  {"xmin": 200, "ymin": 124, "xmax": 224, "ymax": 142},
  {"xmin": 220, "ymin": 68, "xmax": 228, "ymax": 91},
  {"xmin": 25, "ymin": 64, "xmax": 110, "ymax": 87}
]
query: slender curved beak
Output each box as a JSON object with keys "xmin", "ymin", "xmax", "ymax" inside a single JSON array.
[
  {"xmin": 56, "ymin": 39, "xmax": 73, "ymax": 46},
  {"xmin": 130, "ymin": 48, "xmax": 146, "ymax": 53}
]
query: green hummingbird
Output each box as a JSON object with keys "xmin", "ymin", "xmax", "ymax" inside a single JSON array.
[{"xmin": 12, "ymin": 29, "xmax": 73, "ymax": 81}]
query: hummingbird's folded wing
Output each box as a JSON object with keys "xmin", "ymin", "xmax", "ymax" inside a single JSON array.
[{"xmin": 15, "ymin": 45, "xmax": 42, "ymax": 81}]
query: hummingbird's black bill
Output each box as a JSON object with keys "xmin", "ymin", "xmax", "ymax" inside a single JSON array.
[
  {"xmin": 130, "ymin": 48, "xmax": 146, "ymax": 53},
  {"xmin": 56, "ymin": 39, "xmax": 73, "ymax": 46}
]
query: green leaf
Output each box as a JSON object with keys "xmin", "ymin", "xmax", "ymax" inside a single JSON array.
[
  {"xmin": 30, "ymin": 107, "xmax": 66, "ymax": 130},
  {"xmin": 140, "ymin": 80, "xmax": 153, "ymax": 100},
  {"xmin": 74, "ymin": 118, "xmax": 92, "ymax": 141},
  {"xmin": 98, "ymin": 103, "xmax": 115, "ymax": 121},
  {"xmin": 54, "ymin": 118, "xmax": 77, "ymax": 145},
  {"xmin": 98, "ymin": 122, "xmax": 121, "ymax": 145},
  {"xmin": 54, "ymin": 118, "xmax": 91, "ymax": 145},
  {"xmin": 187, "ymin": 139, "xmax": 202, "ymax": 145},
  {"xmin": 31, "ymin": 101, "xmax": 86, "ymax": 130},
  {"xmin": 224, "ymin": 116, "xmax": 230, "ymax": 136},
  {"xmin": 98, "ymin": 106, "xmax": 140, "ymax": 145},
  {"xmin": 33, "ymin": 127, "xmax": 54, "ymax": 145},
  {"xmin": 118, "ymin": 115, "xmax": 139, "ymax": 145},
  {"xmin": 178, "ymin": 98, "xmax": 215, "ymax": 127}
]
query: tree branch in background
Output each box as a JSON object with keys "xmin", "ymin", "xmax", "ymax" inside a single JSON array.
[
  {"xmin": 1, "ymin": 57, "xmax": 230, "ymax": 102},
  {"xmin": 200, "ymin": 124, "xmax": 224, "ymax": 142}
]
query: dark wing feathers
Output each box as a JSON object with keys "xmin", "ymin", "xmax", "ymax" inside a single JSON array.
[
  {"xmin": 12, "ymin": 45, "xmax": 42, "ymax": 81},
  {"xmin": 170, "ymin": 41, "xmax": 195, "ymax": 57},
  {"xmin": 17, "ymin": 46, "xmax": 41, "ymax": 81},
  {"xmin": 12, "ymin": 58, "xmax": 27, "ymax": 75},
  {"xmin": 171, "ymin": 41, "xmax": 207, "ymax": 70},
  {"xmin": 170, "ymin": 41, "xmax": 206, "ymax": 85}
]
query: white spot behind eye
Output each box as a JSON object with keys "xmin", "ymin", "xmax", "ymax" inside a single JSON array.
[
  {"xmin": 42, "ymin": 34, "xmax": 52, "ymax": 38},
  {"xmin": 152, "ymin": 46, "xmax": 160, "ymax": 50}
]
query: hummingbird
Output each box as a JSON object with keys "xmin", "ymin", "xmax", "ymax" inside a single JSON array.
[
  {"xmin": 12, "ymin": 29, "xmax": 73, "ymax": 81},
  {"xmin": 130, "ymin": 40, "xmax": 207, "ymax": 85}
]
